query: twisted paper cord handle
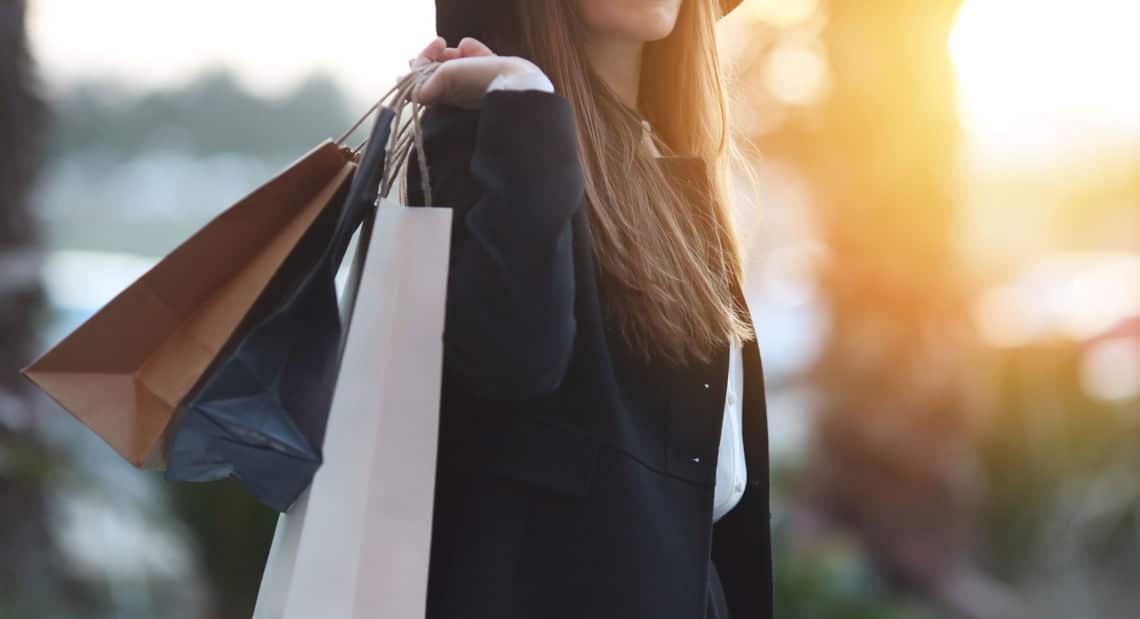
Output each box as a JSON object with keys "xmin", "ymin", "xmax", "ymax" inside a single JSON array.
[{"xmin": 336, "ymin": 63, "xmax": 439, "ymax": 206}]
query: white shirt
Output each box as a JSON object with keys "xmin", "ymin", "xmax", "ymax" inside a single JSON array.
[
  {"xmin": 486, "ymin": 70, "xmax": 748, "ymax": 522},
  {"xmin": 713, "ymin": 343, "xmax": 747, "ymax": 522}
]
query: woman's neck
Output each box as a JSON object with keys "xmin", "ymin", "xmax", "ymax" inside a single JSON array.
[{"xmin": 582, "ymin": 34, "xmax": 644, "ymax": 111}]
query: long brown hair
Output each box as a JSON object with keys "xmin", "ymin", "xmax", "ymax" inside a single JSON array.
[{"xmin": 514, "ymin": 0, "xmax": 754, "ymax": 367}]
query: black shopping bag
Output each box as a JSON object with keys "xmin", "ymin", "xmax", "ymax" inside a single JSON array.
[{"xmin": 164, "ymin": 107, "xmax": 400, "ymax": 512}]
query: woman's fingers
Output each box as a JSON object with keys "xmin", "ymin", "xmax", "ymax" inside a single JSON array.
[
  {"xmin": 408, "ymin": 37, "xmax": 523, "ymax": 108},
  {"xmin": 457, "ymin": 37, "xmax": 495, "ymax": 57},
  {"xmin": 413, "ymin": 62, "xmax": 454, "ymax": 105},
  {"xmin": 421, "ymin": 36, "xmax": 447, "ymax": 60},
  {"xmin": 410, "ymin": 36, "xmax": 447, "ymax": 69},
  {"xmin": 410, "ymin": 36, "xmax": 494, "ymax": 69}
]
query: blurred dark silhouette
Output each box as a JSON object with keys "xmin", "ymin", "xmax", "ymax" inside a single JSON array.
[
  {"xmin": 0, "ymin": 1, "xmax": 85, "ymax": 615},
  {"xmin": 0, "ymin": 3, "xmax": 46, "ymax": 406}
]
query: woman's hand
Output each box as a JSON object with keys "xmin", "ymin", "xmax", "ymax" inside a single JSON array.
[{"xmin": 410, "ymin": 36, "xmax": 548, "ymax": 109}]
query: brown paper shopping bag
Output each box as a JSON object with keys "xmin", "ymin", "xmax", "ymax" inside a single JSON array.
[{"xmin": 23, "ymin": 142, "xmax": 355, "ymax": 468}]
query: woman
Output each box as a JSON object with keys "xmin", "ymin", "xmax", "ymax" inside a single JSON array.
[{"xmin": 406, "ymin": 1, "xmax": 772, "ymax": 617}]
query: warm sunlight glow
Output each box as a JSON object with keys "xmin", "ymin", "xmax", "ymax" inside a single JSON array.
[
  {"xmin": 949, "ymin": 0, "xmax": 1140, "ymax": 166},
  {"xmin": 744, "ymin": 0, "xmax": 820, "ymax": 28}
]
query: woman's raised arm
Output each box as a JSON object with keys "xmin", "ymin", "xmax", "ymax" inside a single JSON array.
[{"xmin": 406, "ymin": 38, "xmax": 584, "ymax": 400}]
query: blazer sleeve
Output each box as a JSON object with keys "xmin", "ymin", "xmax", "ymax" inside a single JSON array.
[{"xmin": 406, "ymin": 90, "xmax": 585, "ymax": 400}]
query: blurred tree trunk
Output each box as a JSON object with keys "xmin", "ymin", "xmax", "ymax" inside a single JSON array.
[
  {"xmin": 0, "ymin": 4, "xmax": 44, "ymax": 376},
  {"xmin": 772, "ymin": 1, "xmax": 1020, "ymax": 616},
  {"xmin": 0, "ymin": 0, "xmax": 47, "ymax": 555},
  {"xmin": 0, "ymin": 0, "xmax": 82, "ymax": 613}
]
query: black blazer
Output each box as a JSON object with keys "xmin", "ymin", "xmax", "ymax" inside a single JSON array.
[{"xmin": 407, "ymin": 89, "xmax": 773, "ymax": 619}]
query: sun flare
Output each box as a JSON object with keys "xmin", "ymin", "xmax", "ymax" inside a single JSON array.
[{"xmin": 949, "ymin": 0, "xmax": 1140, "ymax": 162}]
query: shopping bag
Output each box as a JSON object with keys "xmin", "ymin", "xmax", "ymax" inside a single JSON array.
[
  {"xmin": 160, "ymin": 105, "xmax": 400, "ymax": 512},
  {"xmin": 253, "ymin": 79, "xmax": 452, "ymax": 619},
  {"xmin": 21, "ymin": 143, "xmax": 355, "ymax": 468}
]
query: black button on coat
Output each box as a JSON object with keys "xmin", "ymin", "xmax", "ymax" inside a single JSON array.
[{"xmin": 406, "ymin": 90, "xmax": 773, "ymax": 619}]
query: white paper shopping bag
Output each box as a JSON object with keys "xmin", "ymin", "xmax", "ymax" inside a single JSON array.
[{"xmin": 253, "ymin": 196, "xmax": 452, "ymax": 619}]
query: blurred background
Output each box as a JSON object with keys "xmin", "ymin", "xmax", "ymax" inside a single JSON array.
[{"xmin": 1, "ymin": 0, "xmax": 1137, "ymax": 617}]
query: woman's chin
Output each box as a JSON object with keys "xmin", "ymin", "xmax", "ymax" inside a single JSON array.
[{"xmin": 638, "ymin": 8, "xmax": 680, "ymax": 41}]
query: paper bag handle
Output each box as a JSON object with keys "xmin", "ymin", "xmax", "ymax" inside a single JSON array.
[{"xmin": 335, "ymin": 64, "xmax": 438, "ymax": 207}]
